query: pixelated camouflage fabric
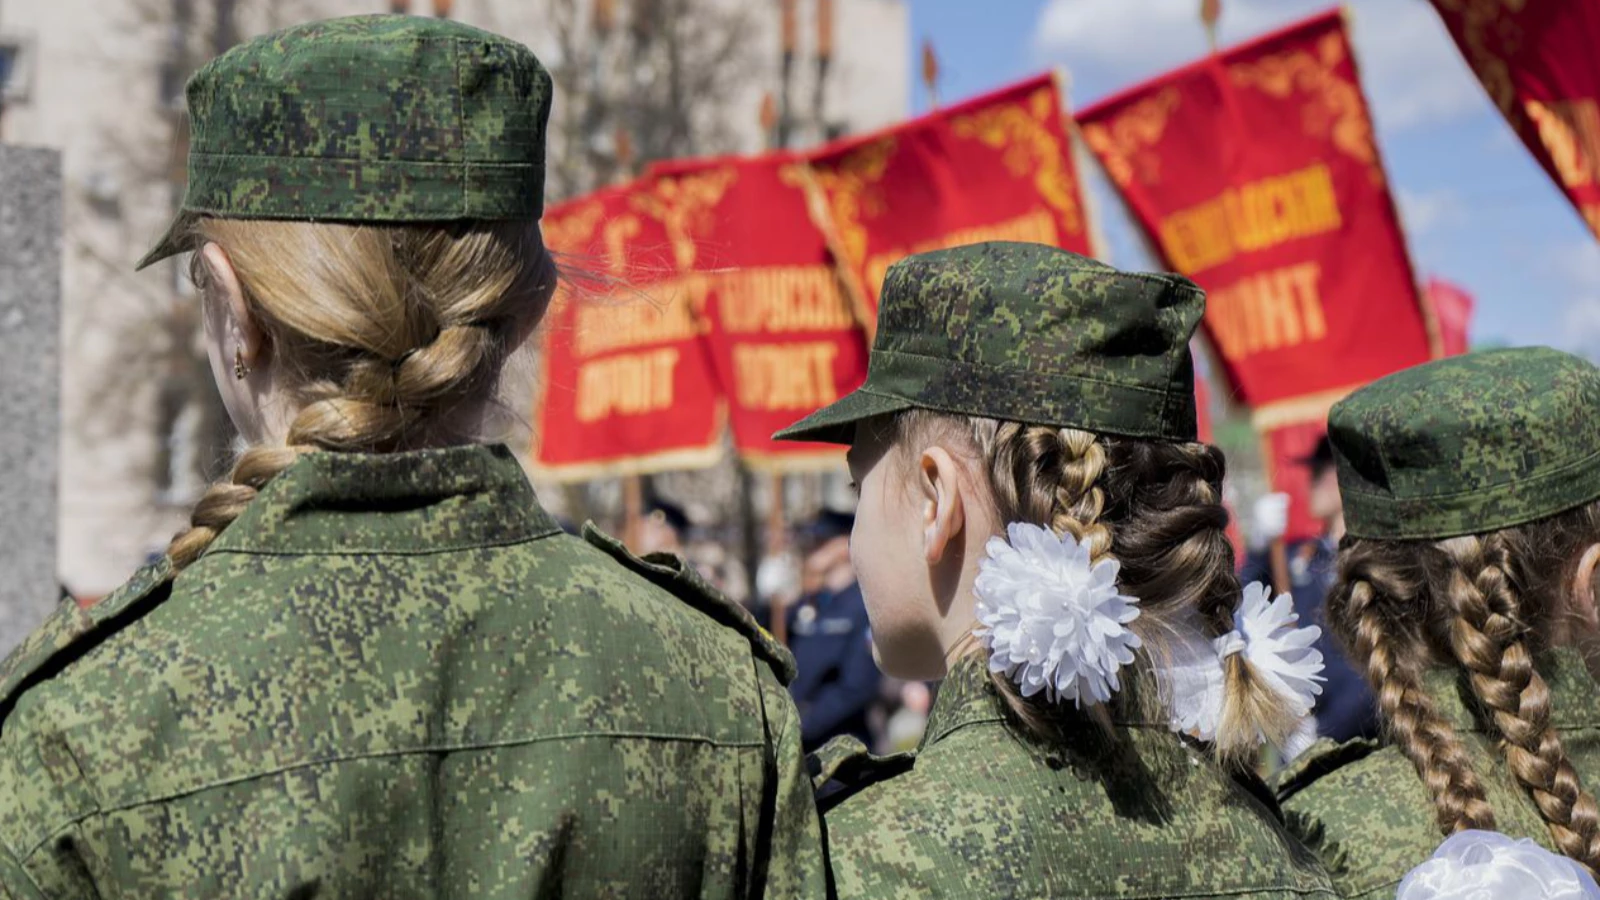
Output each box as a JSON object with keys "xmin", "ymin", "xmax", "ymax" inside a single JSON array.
[
  {"xmin": 1329, "ymin": 346, "xmax": 1600, "ymax": 540},
  {"xmin": 775, "ymin": 242, "xmax": 1203, "ymax": 445},
  {"xmin": 1278, "ymin": 648, "xmax": 1600, "ymax": 900},
  {"xmin": 138, "ymin": 14, "xmax": 551, "ymax": 269},
  {"xmin": 816, "ymin": 657, "xmax": 1336, "ymax": 899},
  {"xmin": 0, "ymin": 444, "xmax": 824, "ymax": 899}
]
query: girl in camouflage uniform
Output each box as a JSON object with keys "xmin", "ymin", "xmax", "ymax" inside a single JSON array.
[
  {"xmin": 775, "ymin": 241, "xmax": 1335, "ymax": 899},
  {"xmin": 1278, "ymin": 347, "xmax": 1600, "ymax": 899},
  {"xmin": 0, "ymin": 15, "xmax": 823, "ymax": 898}
]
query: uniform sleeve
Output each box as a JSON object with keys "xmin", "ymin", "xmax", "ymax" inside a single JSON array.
[
  {"xmin": 1239, "ymin": 546, "xmax": 1272, "ymax": 586},
  {"xmin": 757, "ymin": 669, "xmax": 828, "ymax": 900},
  {"xmin": 797, "ymin": 609, "xmax": 881, "ymax": 748}
]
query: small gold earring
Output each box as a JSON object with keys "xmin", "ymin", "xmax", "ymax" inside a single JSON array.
[{"xmin": 233, "ymin": 348, "xmax": 249, "ymax": 380}]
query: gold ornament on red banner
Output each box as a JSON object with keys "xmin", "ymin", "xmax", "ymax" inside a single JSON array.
[
  {"xmin": 1431, "ymin": 0, "xmax": 1600, "ymax": 239},
  {"xmin": 799, "ymin": 73, "xmax": 1095, "ymax": 337},
  {"xmin": 1079, "ymin": 9, "xmax": 1435, "ymax": 540}
]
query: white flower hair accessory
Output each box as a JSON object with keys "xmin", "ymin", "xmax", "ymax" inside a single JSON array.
[
  {"xmin": 1398, "ymin": 830, "xmax": 1600, "ymax": 900},
  {"xmin": 1234, "ymin": 582, "xmax": 1325, "ymax": 718},
  {"xmin": 974, "ymin": 522, "xmax": 1141, "ymax": 707},
  {"xmin": 1158, "ymin": 582, "xmax": 1325, "ymax": 746}
]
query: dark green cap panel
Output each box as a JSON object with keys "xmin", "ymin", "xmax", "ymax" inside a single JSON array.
[
  {"xmin": 776, "ymin": 242, "xmax": 1203, "ymax": 444},
  {"xmin": 1329, "ymin": 346, "xmax": 1600, "ymax": 540},
  {"xmin": 139, "ymin": 14, "xmax": 551, "ymax": 268}
]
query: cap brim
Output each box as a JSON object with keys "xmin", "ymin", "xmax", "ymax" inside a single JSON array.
[
  {"xmin": 772, "ymin": 387, "xmax": 915, "ymax": 445},
  {"xmin": 134, "ymin": 210, "xmax": 200, "ymax": 271}
]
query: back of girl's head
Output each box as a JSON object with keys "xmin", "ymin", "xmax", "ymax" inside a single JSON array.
[
  {"xmin": 774, "ymin": 241, "xmax": 1308, "ymax": 766},
  {"xmin": 138, "ymin": 15, "xmax": 557, "ymax": 572},
  {"xmin": 166, "ymin": 217, "xmax": 555, "ymax": 572},
  {"xmin": 1325, "ymin": 347, "xmax": 1600, "ymax": 874},
  {"xmin": 883, "ymin": 411, "xmax": 1299, "ymax": 764}
]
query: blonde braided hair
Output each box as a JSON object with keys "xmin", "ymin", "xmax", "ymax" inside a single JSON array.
[
  {"xmin": 166, "ymin": 217, "xmax": 555, "ymax": 573},
  {"xmin": 1328, "ymin": 500, "xmax": 1600, "ymax": 874},
  {"xmin": 1330, "ymin": 542, "xmax": 1497, "ymax": 835}
]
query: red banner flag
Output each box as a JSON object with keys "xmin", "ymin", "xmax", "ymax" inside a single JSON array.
[
  {"xmin": 648, "ymin": 155, "xmax": 870, "ymax": 467},
  {"xmin": 1431, "ymin": 1, "xmax": 1600, "ymax": 239},
  {"xmin": 799, "ymin": 72, "xmax": 1095, "ymax": 335},
  {"xmin": 1424, "ymin": 276, "xmax": 1475, "ymax": 357},
  {"xmin": 1078, "ymin": 8, "xmax": 1435, "ymax": 420},
  {"xmin": 1264, "ymin": 420, "xmax": 1331, "ymax": 545},
  {"xmin": 531, "ymin": 185, "xmax": 726, "ymax": 479}
]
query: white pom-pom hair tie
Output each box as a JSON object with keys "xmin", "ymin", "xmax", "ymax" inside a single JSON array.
[
  {"xmin": 973, "ymin": 523, "xmax": 1141, "ymax": 708},
  {"xmin": 1157, "ymin": 582, "xmax": 1326, "ymax": 747},
  {"xmin": 972, "ymin": 519, "xmax": 1326, "ymax": 748}
]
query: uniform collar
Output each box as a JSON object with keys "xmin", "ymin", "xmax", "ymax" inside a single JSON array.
[
  {"xmin": 206, "ymin": 443, "xmax": 561, "ymax": 557},
  {"xmin": 919, "ymin": 656, "xmax": 1008, "ymax": 750},
  {"xmin": 1425, "ymin": 646, "xmax": 1600, "ymax": 733}
]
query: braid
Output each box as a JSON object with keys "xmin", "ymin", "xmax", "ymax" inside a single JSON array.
[
  {"xmin": 1442, "ymin": 534, "xmax": 1600, "ymax": 872},
  {"xmin": 1100, "ymin": 439, "xmax": 1299, "ymax": 764},
  {"xmin": 898, "ymin": 410, "xmax": 1293, "ymax": 763},
  {"xmin": 163, "ymin": 219, "xmax": 553, "ymax": 575},
  {"xmin": 1329, "ymin": 541, "xmax": 1495, "ymax": 835},
  {"xmin": 1046, "ymin": 428, "xmax": 1113, "ymax": 561}
]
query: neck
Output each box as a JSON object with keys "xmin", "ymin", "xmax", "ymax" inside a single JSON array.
[
  {"xmin": 932, "ymin": 533, "xmax": 988, "ymax": 674},
  {"xmin": 1325, "ymin": 512, "xmax": 1346, "ymax": 543}
]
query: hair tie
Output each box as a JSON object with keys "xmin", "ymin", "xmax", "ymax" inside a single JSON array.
[
  {"xmin": 973, "ymin": 521, "xmax": 1141, "ymax": 708},
  {"xmin": 1159, "ymin": 582, "xmax": 1325, "ymax": 745},
  {"xmin": 1399, "ymin": 830, "xmax": 1600, "ymax": 899}
]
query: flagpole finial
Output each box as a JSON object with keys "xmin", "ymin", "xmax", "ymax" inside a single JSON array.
[
  {"xmin": 593, "ymin": 0, "xmax": 616, "ymax": 35},
  {"xmin": 1201, "ymin": 0, "xmax": 1221, "ymax": 52},
  {"xmin": 922, "ymin": 39, "xmax": 940, "ymax": 108},
  {"xmin": 781, "ymin": 0, "xmax": 799, "ymax": 56}
]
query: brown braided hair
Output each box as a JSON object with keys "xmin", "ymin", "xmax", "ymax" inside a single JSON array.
[
  {"xmin": 166, "ymin": 217, "xmax": 556, "ymax": 572},
  {"xmin": 1328, "ymin": 500, "xmax": 1600, "ymax": 873},
  {"xmin": 887, "ymin": 410, "xmax": 1301, "ymax": 767}
]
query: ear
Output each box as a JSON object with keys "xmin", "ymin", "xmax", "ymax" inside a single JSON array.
[
  {"xmin": 200, "ymin": 242, "xmax": 265, "ymax": 366},
  {"xmin": 1572, "ymin": 543, "xmax": 1600, "ymax": 629},
  {"xmin": 916, "ymin": 446, "xmax": 967, "ymax": 565}
]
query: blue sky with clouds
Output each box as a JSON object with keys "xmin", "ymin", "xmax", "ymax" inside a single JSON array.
[{"xmin": 906, "ymin": 0, "xmax": 1600, "ymax": 357}]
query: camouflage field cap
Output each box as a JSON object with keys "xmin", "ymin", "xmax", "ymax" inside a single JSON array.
[
  {"xmin": 136, "ymin": 15, "xmax": 552, "ymax": 270},
  {"xmin": 775, "ymin": 242, "xmax": 1204, "ymax": 444},
  {"xmin": 1329, "ymin": 347, "xmax": 1600, "ymax": 541}
]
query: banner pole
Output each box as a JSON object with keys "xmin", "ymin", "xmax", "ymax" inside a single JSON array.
[
  {"xmin": 768, "ymin": 472, "xmax": 790, "ymax": 647},
  {"xmin": 622, "ymin": 474, "xmax": 644, "ymax": 549}
]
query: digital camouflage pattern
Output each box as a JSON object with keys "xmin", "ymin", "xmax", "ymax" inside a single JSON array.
[
  {"xmin": 1278, "ymin": 649, "xmax": 1600, "ymax": 900},
  {"xmin": 138, "ymin": 14, "xmax": 552, "ymax": 269},
  {"xmin": 1328, "ymin": 346, "xmax": 1600, "ymax": 540},
  {"xmin": 813, "ymin": 658, "xmax": 1337, "ymax": 899},
  {"xmin": 0, "ymin": 445, "xmax": 825, "ymax": 898},
  {"xmin": 774, "ymin": 242, "xmax": 1203, "ymax": 444}
]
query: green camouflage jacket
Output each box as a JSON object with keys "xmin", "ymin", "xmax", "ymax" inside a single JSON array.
[
  {"xmin": 1277, "ymin": 648, "xmax": 1600, "ymax": 900},
  {"xmin": 0, "ymin": 444, "xmax": 824, "ymax": 899},
  {"xmin": 811, "ymin": 658, "xmax": 1336, "ymax": 899}
]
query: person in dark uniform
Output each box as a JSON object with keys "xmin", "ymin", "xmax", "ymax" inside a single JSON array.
[
  {"xmin": 636, "ymin": 498, "xmax": 691, "ymax": 557},
  {"xmin": 786, "ymin": 509, "xmax": 881, "ymax": 752},
  {"xmin": 1244, "ymin": 436, "xmax": 1379, "ymax": 745}
]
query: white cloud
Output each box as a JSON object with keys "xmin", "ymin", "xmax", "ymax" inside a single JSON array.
[
  {"xmin": 1561, "ymin": 296, "xmax": 1600, "ymax": 359},
  {"xmin": 1396, "ymin": 187, "xmax": 1466, "ymax": 236},
  {"xmin": 1034, "ymin": 0, "xmax": 1489, "ymax": 132},
  {"xmin": 1549, "ymin": 242, "xmax": 1600, "ymax": 358},
  {"xmin": 1551, "ymin": 240, "xmax": 1600, "ymax": 292}
]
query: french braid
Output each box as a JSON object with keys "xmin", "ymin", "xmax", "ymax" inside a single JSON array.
[{"xmin": 165, "ymin": 218, "xmax": 554, "ymax": 574}]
